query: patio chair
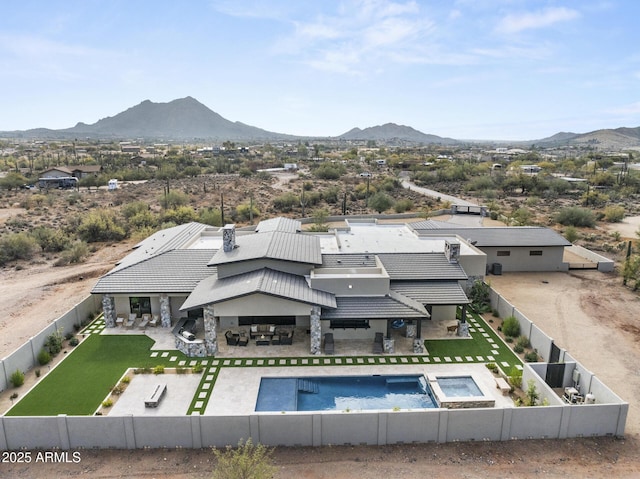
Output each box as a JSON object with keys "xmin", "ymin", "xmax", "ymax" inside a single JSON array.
[
  {"xmin": 125, "ymin": 314, "xmax": 136, "ymax": 329},
  {"xmin": 225, "ymin": 330, "xmax": 239, "ymax": 346},
  {"xmin": 149, "ymin": 314, "xmax": 159, "ymax": 327},
  {"xmin": 280, "ymin": 330, "xmax": 294, "ymax": 345},
  {"xmin": 237, "ymin": 333, "xmax": 249, "ymax": 346},
  {"xmin": 324, "ymin": 333, "xmax": 334, "ymax": 355},
  {"xmin": 138, "ymin": 317, "xmax": 149, "ymax": 330}
]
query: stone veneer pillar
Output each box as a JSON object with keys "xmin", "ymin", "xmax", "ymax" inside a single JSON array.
[
  {"xmin": 310, "ymin": 305, "xmax": 321, "ymax": 355},
  {"xmin": 204, "ymin": 305, "xmax": 218, "ymax": 356},
  {"xmin": 102, "ymin": 294, "xmax": 116, "ymax": 328},
  {"xmin": 159, "ymin": 294, "xmax": 172, "ymax": 328}
]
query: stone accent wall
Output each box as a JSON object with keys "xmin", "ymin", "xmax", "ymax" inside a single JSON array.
[
  {"xmin": 159, "ymin": 294, "xmax": 172, "ymax": 328},
  {"xmin": 457, "ymin": 322, "xmax": 470, "ymax": 338},
  {"xmin": 413, "ymin": 339, "xmax": 424, "ymax": 354},
  {"xmin": 439, "ymin": 399, "xmax": 495, "ymax": 409},
  {"xmin": 204, "ymin": 305, "xmax": 218, "ymax": 356},
  {"xmin": 405, "ymin": 324, "xmax": 417, "ymax": 338},
  {"xmin": 310, "ymin": 306, "xmax": 321, "ymax": 355},
  {"xmin": 175, "ymin": 337, "xmax": 207, "ymax": 357},
  {"xmin": 102, "ymin": 294, "xmax": 116, "ymax": 328}
]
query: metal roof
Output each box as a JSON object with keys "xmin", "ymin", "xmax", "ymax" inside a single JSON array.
[
  {"xmin": 112, "ymin": 222, "xmax": 212, "ymax": 272},
  {"xmin": 390, "ymin": 281, "xmax": 470, "ymax": 304},
  {"xmin": 321, "ymin": 254, "xmax": 377, "ymax": 268},
  {"xmin": 414, "ymin": 226, "xmax": 571, "ymax": 247},
  {"xmin": 320, "ymin": 291, "xmax": 428, "ymax": 319},
  {"xmin": 377, "ymin": 253, "xmax": 468, "ymax": 280},
  {"xmin": 208, "ymin": 231, "xmax": 322, "ymax": 266},
  {"xmin": 255, "ymin": 217, "xmax": 301, "ymax": 233},
  {"xmin": 180, "ymin": 268, "xmax": 336, "ymax": 311},
  {"xmin": 92, "ymin": 249, "xmax": 216, "ymax": 294}
]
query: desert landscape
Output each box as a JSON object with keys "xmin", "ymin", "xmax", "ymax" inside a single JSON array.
[{"xmin": 1, "ymin": 177, "xmax": 640, "ymax": 477}]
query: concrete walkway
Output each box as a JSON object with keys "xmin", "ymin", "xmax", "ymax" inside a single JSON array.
[{"xmin": 401, "ymin": 178, "xmax": 478, "ymax": 207}]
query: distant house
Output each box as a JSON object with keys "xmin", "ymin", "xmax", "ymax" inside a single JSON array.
[
  {"xmin": 41, "ymin": 165, "xmax": 102, "ymax": 179},
  {"xmin": 121, "ymin": 145, "xmax": 141, "ymax": 154}
]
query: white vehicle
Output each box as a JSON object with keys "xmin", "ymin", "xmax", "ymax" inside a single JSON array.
[{"xmin": 359, "ymin": 172, "xmax": 372, "ymax": 177}]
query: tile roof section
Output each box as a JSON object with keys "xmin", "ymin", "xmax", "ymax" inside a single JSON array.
[
  {"xmin": 208, "ymin": 231, "xmax": 322, "ymax": 266},
  {"xmin": 377, "ymin": 253, "xmax": 468, "ymax": 280},
  {"xmin": 390, "ymin": 281, "xmax": 470, "ymax": 304},
  {"xmin": 92, "ymin": 249, "xmax": 216, "ymax": 294},
  {"xmin": 414, "ymin": 226, "xmax": 571, "ymax": 247},
  {"xmin": 255, "ymin": 217, "xmax": 301, "ymax": 233},
  {"xmin": 320, "ymin": 292, "xmax": 429, "ymax": 319},
  {"xmin": 180, "ymin": 268, "xmax": 336, "ymax": 311}
]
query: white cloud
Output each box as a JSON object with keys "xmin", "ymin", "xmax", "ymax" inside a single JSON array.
[{"xmin": 496, "ymin": 7, "xmax": 580, "ymax": 34}]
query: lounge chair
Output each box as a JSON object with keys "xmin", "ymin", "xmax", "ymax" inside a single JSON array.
[
  {"xmin": 149, "ymin": 314, "xmax": 159, "ymax": 327},
  {"xmin": 324, "ymin": 333, "xmax": 334, "ymax": 355},
  {"xmin": 125, "ymin": 314, "xmax": 136, "ymax": 329},
  {"xmin": 138, "ymin": 317, "xmax": 149, "ymax": 330}
]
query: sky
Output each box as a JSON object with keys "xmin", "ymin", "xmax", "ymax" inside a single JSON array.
[{"xmin": 1, "ymin": 0, "xmax": 639, "ymax": 141}]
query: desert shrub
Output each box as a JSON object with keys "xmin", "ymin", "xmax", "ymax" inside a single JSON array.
[
  {"xmin": 35, "ymin": 369, "xmax": 41, "ymax": 377},
  {"xmin": 102, "ymin": 399, "xmax": 113, "ymax": 408},
  {"xmin": 199, "ymin": 207, "xmax": 223, "ymax": 227},
  {"xmin": 235, "ymin": 203, "xmax": 260, "ymax": 222},
  {"xmin": 65, "ymin": 332, "xmax": 74, "ymax": 340},
  {"xmin": 524, "ymin": 350, "xmax": 539, "ymax": 362},
  {"xmin": 513, "ymin": 344, "xmax": 524, "ymax": 354},
  {"xmin": 555, "ymin": 206, "xmax": 595, "ymax": 227},
  {"xmin": 10, "ymin": 369, "xmax": 25, "ymax": 387},
  {"xmin": 161, "ymin": 206, "xmax": 197, "ymax": 225},
  {"xmin": 159, "ymin": 190, "xmax": 189, "ymax": 209},
  {"xmin": 69, "ymin": 337, "xmax": 79, "ymax": 347},
  {"xmin": 525, "ymin": 380, "xmax": 540, "ymax": 406},
  {"xmin": 322, "ymin": 186, "xmax": 340, "ymax": 204},
  {"xmin": 0, "ymin": 171, "xmax": 28, "ymax": 190},
  {"xmin": 501, "ymin": 316, "xmax": 520, "ymax": 337},
  {"xmin": 272, "ymin": 192, "xmax": 299, "ymax": 212},
  {"xmin": 0, "ymin": 232, "xmax": 39, "ymax": 265},
  {"xmin": 314, "ymin": 163, "xmax": 345, "ymax": 180},
  {"xmin": 193, "ymin": 364, "xmax": 204, "ymax": 374},
  {"xmin": 211, "ymin": 438, "xmax": 276, "ymax": 479},
  {"xmin": 485, "ymin": 363, "xmax": 498, "ymax": 373},
  {"xmin": 127, "ymin": 210, "xmax": 157, "ymax": 230},
  {"xmin": 55, "ymin": 241, "xmax": 89, "ymax": 266},
  {"xmin": 516, "ymin": 335, "xmax": 531, "ymax": 349},
  {"xmin": 77, "ymin": 209, "xmax": 127, "ymax": 242},
  {"xmin": 37, "ymin": 348, "xmax": 51, "ymax": 365},
  {"xmin": 394, "ymin": 199, "xmax": 413, "ymax": 213},
  {"xmin": 121, "ymin": 201, "xmax": 150, "ymax": 219},
  {"xmin": 121, "ymin": 376, "xmax": 131, "ymax": 383},
  {"xmin": 564, "ymin": 226, "xmax": 579, "ymax": 243},
  {"xmin": 153, "ymin": 365, "xmax": 165, "ymax": 375},
  {"xmin": 368, "ymin": 192, "xmax": 393, "ymax": 213},
  {"xmin": 603, "ymin": 205, "xmax": 625, "ymax": 223},
  {"xmin": 111, "ymin": 384, "xmax": 125, "ymax": 395},
  {"xmin": 30, "ymin": 227, "xmax": 72, "ymax": 252}
]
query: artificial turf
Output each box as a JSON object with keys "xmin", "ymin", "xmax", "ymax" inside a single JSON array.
[{"xmin": 7, "ymin": 334, "xmax": 181, "ymax": 416}]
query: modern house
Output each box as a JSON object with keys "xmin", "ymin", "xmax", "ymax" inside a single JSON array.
[
  {"xmin": 41, "ymin": 165, "xmax": 103, "ymax": 179},
  {"xmin": 92, "ymin": 217, "xmax": 488, "ymax": 357}
]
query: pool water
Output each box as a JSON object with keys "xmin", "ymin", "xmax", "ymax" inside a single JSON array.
[
  {"xmin": 255, "ymin": 375, "xmax": 437, "ymax": 412},
  {"xmin": 436, "ymin": 376, "xmax": 483, "ymax": 397}
]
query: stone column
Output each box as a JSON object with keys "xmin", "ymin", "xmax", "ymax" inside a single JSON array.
[
  {"xmin": 204, "ymin": 305, "xmax": 218, "ymax": 356},
  {"xmin": 159, "ymin": 294, "xmax": 172, "ymax": 328},
  {"xmin": 310, "ymin": 305, "xmax": 321, "ymax": 355},
  {"xmin": 102, "ymin": 294, "xmax": 116, "ymax": 328}
]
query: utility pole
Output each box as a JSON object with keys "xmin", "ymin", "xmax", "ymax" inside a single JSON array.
[{"xmin": 220, "ymin": 193, "xmax": 225, "ymax": 225}]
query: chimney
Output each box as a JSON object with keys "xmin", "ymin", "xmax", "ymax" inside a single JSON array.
[
  {"xmin": 222, "ymin": 224, "xmax": 236, "ymax": 252},
  {"xmin": 445, "ymin": 239, "xmax": 460, "ymax": 264}
]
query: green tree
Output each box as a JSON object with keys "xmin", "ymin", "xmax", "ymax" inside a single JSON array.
[
  {"xmin": 525, "ymin": 379, "xmax": 540, "ymax": 406},
  {"xmin": 0, "ymin": 232, "xmax": 39, "ymax": 265},
  {"xmin": 211, "ymin": 439, "xmax": 276, "ymax": 479},
  {"xmin": 564, "ymin": 226, "xmax": 579, "ymax": 243},
  {"xmin": 555, "ymin": 207, "xmax": 596, "ymax": 227},
  {"xmin": 199, "ymin": 208, "xmax": 223, "ymax": 227},
  {"xmin": 469, "ymin": 280, "xmax": 491, "ymax": 313},
  {"xmin": 161, "ymin": 206, "xmax": 197, "ymax": 225}
]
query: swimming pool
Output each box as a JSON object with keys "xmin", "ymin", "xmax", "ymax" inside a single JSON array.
[{"xmin": 255, "ymin": 375, "xmax": 437, "ymax": 412}]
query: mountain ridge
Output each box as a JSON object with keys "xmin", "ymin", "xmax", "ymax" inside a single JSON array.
[{"xmin": 0, "ymin": 97, "xmax": 638, "ymax": 148}]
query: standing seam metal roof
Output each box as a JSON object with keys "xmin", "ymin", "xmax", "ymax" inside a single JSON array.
[
  {"xmin": 180, "ymin": 268, "xmax": 336, "ymax": 311},
  {"xmin": 208, "ymin": 231, "xmax": 322, "ymax": 266},
  {"xmin": 390, "ymin": 281, "xmax": 470, "ymax": 304},
  {"xmin": 414, "ymin": 226, "xmax": 571, "ymax": 247},
  {"xmin": 320, "ymin": 292, "xmax": 428, "ymax": 320},
  {"xmin": 377, "ymin": 253, "xmax": 468, "ymax": 280}
]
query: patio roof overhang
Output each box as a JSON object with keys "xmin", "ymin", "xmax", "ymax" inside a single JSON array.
[{"xmin": 320, "ymin": 291, "xmax": 429, "ymax": 320}]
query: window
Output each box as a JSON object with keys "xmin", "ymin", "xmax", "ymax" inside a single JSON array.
[
  {"xmin": 129, "ymin": 297, "xmax": 151, "ymax": 316},
  {"xmin": 530, "ymin": 250, "xmax": 543, "ymax": 256},
  {"xmin": 496, "ymin": 251, "xmax": 511, "ymax": 256}
]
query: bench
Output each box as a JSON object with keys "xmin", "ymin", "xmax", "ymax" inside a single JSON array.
[
  {"xmin": 144, "ymin": 383, "xmax": 167, "ymax": 408},
  {"xmin": 495, "ymin": 377, "xmax": 511, "ymax": 396}
]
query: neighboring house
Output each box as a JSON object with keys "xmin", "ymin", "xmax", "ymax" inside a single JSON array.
[
  {"xmin": 410, "ymin": 221, "xmax": 571, "ymax": 273},
  {"xmin": 41, "ymin": 165, "xmax": 102, "ymax": 179},
  {"xmin": 93, "ymin": 217, "xmax": 485, "ymax": 356}
]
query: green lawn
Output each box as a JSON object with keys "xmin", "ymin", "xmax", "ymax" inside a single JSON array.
[
  {"xmin": 424, "ymin": 310, "xmax": 521, "ymax": 371},
  {"xmin": 7, "ymin": 335, "xmax": 183, "ymax": 416}
]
